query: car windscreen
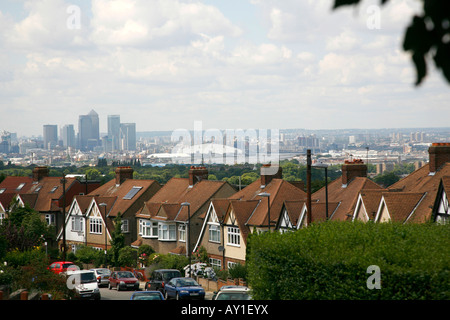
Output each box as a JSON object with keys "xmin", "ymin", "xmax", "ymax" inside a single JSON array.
[
  {"xmin": 216, "ymin": 292, "xmax": 251, "ymax": 300},
  {"xmin": 177, "ymin": 279, "xmax": 199, "ymax": 287},
  {"xmin": 133, "ymin": 293, "xmax": 163, "ymax": 300},
  {"xmin": 162, "ymin": 271, "xmax": 181, "ymax": 281},
  {"xmin": 117, "ymin": 271, "xmax": 134, "ymax": 278},
  {"xmin": 80, "ymin": 272, "xmax": 97, "ymax": 283},
  {"xmin": 96, "ymin": 269, "xmax": 110, "ymax": 275}
]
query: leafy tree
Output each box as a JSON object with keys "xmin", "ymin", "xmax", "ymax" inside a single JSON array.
[
  {"xmin": 333, "ymin": 0, "xmax": 450, "ymax": 86},
  {"xmin": 110, "ymin": 213, "xmax": 125, "ymax": 266}
]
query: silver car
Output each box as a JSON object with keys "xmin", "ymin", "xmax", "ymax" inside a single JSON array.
[{"xmin": 90, "ymin": 268, "xmax": 111, "ymax": 287}]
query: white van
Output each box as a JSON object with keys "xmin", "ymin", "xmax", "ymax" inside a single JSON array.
[{"xmin": 65, "ymin": 270, "xmax": 101, "ymax": 300}]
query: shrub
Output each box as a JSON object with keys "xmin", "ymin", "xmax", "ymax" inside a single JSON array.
[
  {"xmin": 228, "ymin": 263, "xmax": 248, "ymax": 281},
  {"xmin": 246, "ymin": 221, "xmax": 450, "ymax": 300}
]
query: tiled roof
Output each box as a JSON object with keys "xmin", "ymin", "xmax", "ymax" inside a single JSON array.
[
  {"xmin": 387, "ymin": 163, "xmax": 450, "ymax": 223},
  {"xmin": 282, "ymin": 200, "xmax": 305, "ymax": 226},
  {"xmin": 89, "ymin": 178, "xmax": 159, "ymax": 217},
  {"xmin": 0, "ymin": 176, "xmax": 34, "ymax": 194},
  {"xmin": 0, "ymin": 193, "xmax": 16, "ymax": 211},
  {"xmin": 229, "ymin": 178, "xmax": 307, "ymax": 228},
  {"xmin": 227, "ymin": 200, "xmax": 260, "ymax": 242},
  {"xmin": 354, "ymin": 189, "xmax": 387, "ymax": 221},
  {"xmin": 143, "ymin": 177, "xmax": 233, "ymax": 221},
  {"xmin": 312, "ymin": 176, "xmax": 383, "ymax": 221},
  {"xmin": 379, "ymin": 192, "xmax": 426, "ymax": 223}
]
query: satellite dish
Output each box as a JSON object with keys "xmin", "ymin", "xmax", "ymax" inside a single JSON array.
[{"xmin": 218, "ymin": 246, "xmax": 224, "ymax": 252}]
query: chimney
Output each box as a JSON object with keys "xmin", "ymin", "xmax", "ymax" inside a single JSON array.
[
  {"xmin": 260, "ymin": 164, "xmax": 283, "ymax": 187},
  {"xmin": 341, "ymin": 159, "xmax": 367, "ymax": 186},
  {"xmin": 189, "ymin": 166, "xmax": 208, "ymax": 187},
  {"xmin": 32, "ymin": 166, "xmax": 49, "ymax": 182},
  {"xmin": 115, "ymin": 167, "xmax": 134, "ymax": 185},
  {"xmin": 428, "ymin": 143, "xmax": 450, "ymax": 173}
]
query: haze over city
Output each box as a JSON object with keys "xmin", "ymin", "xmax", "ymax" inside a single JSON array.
[{"xmin": 0, "ymin": 0, "xmax": 449, "ymax": 138}]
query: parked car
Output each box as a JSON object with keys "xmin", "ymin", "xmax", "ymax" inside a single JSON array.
[
  {"xmin": 90, "ymin": 268, "xmax": 111, "ymax": 287},
  {"xmin": 164, "ymin": 277, "xmax": 205, "ymax": 300},
  {"xmin": 130, "ymin": 291, "xmax": 165, "ymax": 300},
  {"xmin": 64, "ymin": 270, "xmax": 101, "ymax": 300},
  {"xmin": 108, "ymin": 271, "xmax": 140, "ymax": 291},
  {"xmin": 145, "ymin": 269, "xmax": 181, "ymax": 294},
  {"xmin": 48, "ymin": 261, "xmax": 76, "ymax": 274},
  {"xmin": 212, "ymin": 286, "xmax": 252, "ymax": 300}
]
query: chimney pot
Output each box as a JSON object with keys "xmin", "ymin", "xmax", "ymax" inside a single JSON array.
[
  {"xmin": 428, "ymin": 143, "xmax": 450, "ymax": 173},
  {"xmin": 115, "ymin": 167, "xmax": 134, "ymax": 185},
  {"xmin": 341, "ymin": 160, "xmax": 367, "ymax": 185},
  {"xmin": 189, "ymin": 166, "xmax": 208, "ymax": 186},
  {"xmin": 32, "ymin": 166, "xmax": 49, "ymax": 182},
  {"xmin": 260, "ymin": 164, "xmax": 282, "ymax": 186}
]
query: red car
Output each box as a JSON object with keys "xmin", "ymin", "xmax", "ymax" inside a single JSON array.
[
  {"xmin": 108, "ymin": 271, "xmax": 140, "ymax": 291},
  {"xmin": 48, "ymin": 261, "xmax": 77, "ymax": 274}
]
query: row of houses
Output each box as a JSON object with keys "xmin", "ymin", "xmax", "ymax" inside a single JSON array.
[{"xmin": 1, "ymin": 143, "xmax": 449, "ymax": 269}]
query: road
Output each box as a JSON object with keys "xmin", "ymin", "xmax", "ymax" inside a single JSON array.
[{"xmin": 100, "ymin": 283, "xmax": 214, "ymax": 300}]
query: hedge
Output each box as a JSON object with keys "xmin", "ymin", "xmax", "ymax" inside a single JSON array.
[{"xmin": 246, "ymin": 221, "xmax": 450, "ymax": 300}]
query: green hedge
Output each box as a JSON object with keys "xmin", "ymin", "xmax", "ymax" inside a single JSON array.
[{"xmin": 246, "ymin": 221, "xmax": 450, "ymax": 300}]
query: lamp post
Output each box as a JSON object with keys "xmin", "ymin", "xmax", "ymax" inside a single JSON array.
[
  {"xmin": 61, "ymin": 175, "xmax": 67, "ymax": 261},
  {"xmin": 306, "ymin": 150, "xmax": 312, "ymax": 226},
  {"xmin": 181, "ymin": 202, "xmax": 191, "ymax": 278},
  {"xmin": 312, "ymin": 162, "xmax": 329, "ymax": 220},
  {"xmin": 98, "ymin": 203, "xmax": 108, "ymax": 266},
  {"xmin": 258, "ymin": 192, "xmax": 271, "ymax": 232}
]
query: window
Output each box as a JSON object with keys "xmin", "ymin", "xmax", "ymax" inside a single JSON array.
[
  {"xmin": 158, "ymin": 223, "xmax": 176, "ymax": 241},
  {"xmin": 0, "ymin": 212, "xmax": 5, "ymax": 225},
  {"xmin": 34, "ymin": 186, "xmax": 42, "ymax": 193},
  {"xmin": 209, "ymin": 258, "xmax": 221, "ymax": 269},
  {"xmin": 90, "ymin": 217, "xmax": 102, "ymax": 234},
  {"xmin": 45, "ymin": 214, "xmax": 55, "ymax": 226},
  {"xmin": 123, "ymin": 186, "xmax": 142, "ymax": 200},
  {"xmin": 227, "ymin": 227, "xmax": 240, "ymax": 246},
  {"xmin": 179, "ymin": 224, "xmax": 186, "ymax": 242},
  {"xmin": 139, "ymin": 220, "xmax": 157, "ymax": 237},
  {"xmin": 49, "ymin": 186, "xmax": 58, "ymax": 193},
  {"xmin": 121, "ymin": 219, "xmax": 129, "ymax": 233},
  {"xmin": 209, "ymin": 224, "xmax": 220, "ymax": 243},
  {"xmin": 227, "ymin": 261, "xmax": 238, "ymax": 269},
  {"xmin": 71, "ymin": 216, "xmax": 83, "ymax": 232},
  {"xmin": 16, "ymin": 183, "xmax": 26, "ymax": 190}
]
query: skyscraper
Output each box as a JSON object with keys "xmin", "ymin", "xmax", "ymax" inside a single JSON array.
[
  {"xmin": 107, "ymin": 115, "xmax": 121, "ymax": 151},
  {"xmin": 78, "ymin": 110, "xmax": 99, "ymax": 151},
  {"xmin": 120, "ymin": 123, "xmax": 136, "ymax": 151},
  {"xmin": 43, "ymin": 125, "xmax": 58, "ymax": 150},
  {"xmin": 61, "ymin": 124, "xmax": 76, "ymax": 149}
]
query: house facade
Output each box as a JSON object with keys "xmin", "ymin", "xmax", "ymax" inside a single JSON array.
[{"xmin": 134, "ymin": 166, "xmax": 236, "ymax": 257}]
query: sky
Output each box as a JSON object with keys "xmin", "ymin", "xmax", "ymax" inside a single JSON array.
[{"xmin": 0, "ymin": 0, "xmax": 449, "ymax": 138}]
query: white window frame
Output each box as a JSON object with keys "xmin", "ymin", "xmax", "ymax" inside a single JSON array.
[
  {"xmin": 71, "ymin": 216, "xmax": 83, "ymax": 232},
  {"xmin": 209, "ymin": 258, "xmax": 221, "ymax": 269},
  {"xmin": 90, "ymin": 217, "xmax": 103, "ymax": 234},
  {"xmin": 179, "ymin": 224, "xmax": 186, "ymax": 242},
  {"xmin": 139, "ymin": 219, "xmax": 158, "ymax": 238},
  {"xmin": 121, "ymin": 219, "xmax": 129, "ymax": 233},
  {"xmin": 158, "ymin": 223, "xmax": 176, "ymax": 241},
  {"xmin": 45, "ymin": 214, "xmax": 55, "ymax": 226},
  {"xmin": 227, "ymin": 226, "xmax": 240, "ymax": 247},
  {"xmin": 208, "ymin": 224, "xmax": 221, "ymax": 243}
]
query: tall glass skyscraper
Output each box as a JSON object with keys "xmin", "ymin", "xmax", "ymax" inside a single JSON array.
[
  {"xmin": 78, "ymin": 109, "xmax": 99, "ymax": 151},
  {"xmin": 108, "ymin": 115, "xmax": 121, "ymax": 151}
]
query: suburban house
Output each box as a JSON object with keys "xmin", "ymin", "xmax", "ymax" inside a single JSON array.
[
  {"xmin": 194, "ymin": 165, "xmax": 307, "ymax": 269},
  {"xmin": 374, "ymin": 192, "xmax": 427, "ymax": 223},
  {"xmin": 0, "ymin": 193, "xmax": 16, "ymax": 225},
  {"xmin": 296, "ymin": 201, "xmax": 340, "ymax": 228},
  {"xmin": 352, "ymin": 189, "xmax": 387, "ymax": 222},
  {"xmin": 276, "ymin": 200, "xmax": 305, "ymax": 233},
  {"xmin": 133, "ymin": 166, "xmax": 236, "ymax": 257},
  {"xmin": 384, "ymin": 143, "xmax": 450, "ymax": 223},
  {"xmin": 58, "ymin": 166, "xmax": 161, "ymax": 252},
  {"xmin": 312, "ymin": 160, "xmax": 384, "ymax": 221},
  {"xmin": 432, "ymin": 176, "xmax": 450, "ymax": 224},
  {"xmin": 14, "ymin": 166, "xmax": 100, "ymax": 248}
]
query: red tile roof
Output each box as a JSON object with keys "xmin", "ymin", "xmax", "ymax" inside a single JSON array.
[{"xmin": 0, "ymin": 176, "xmax": 34, "ymax": 194}]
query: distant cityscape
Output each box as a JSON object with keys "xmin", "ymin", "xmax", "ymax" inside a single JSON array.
[{"xmin": 2, "ymin": 113, "xmax": 450, "ymax": 176}]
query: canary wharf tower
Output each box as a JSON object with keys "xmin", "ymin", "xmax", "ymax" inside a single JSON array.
[{"xmin": 78, "ymin": 109, "xmax": 99, "ymax": 151}]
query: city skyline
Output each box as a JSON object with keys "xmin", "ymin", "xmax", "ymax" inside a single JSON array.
[{"xmin": 1, "ymin": 0, "xmax": 450, "ymax": 137}]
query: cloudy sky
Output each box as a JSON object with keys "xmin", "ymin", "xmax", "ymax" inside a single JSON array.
[{"xmin": 0, "ymin": 0, "xmax": 449, "ymax": 137}]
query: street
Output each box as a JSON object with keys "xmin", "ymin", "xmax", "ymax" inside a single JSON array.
[{"xmin": 99, "ymin": 283, "xmax": 214, "ymax": 300}]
